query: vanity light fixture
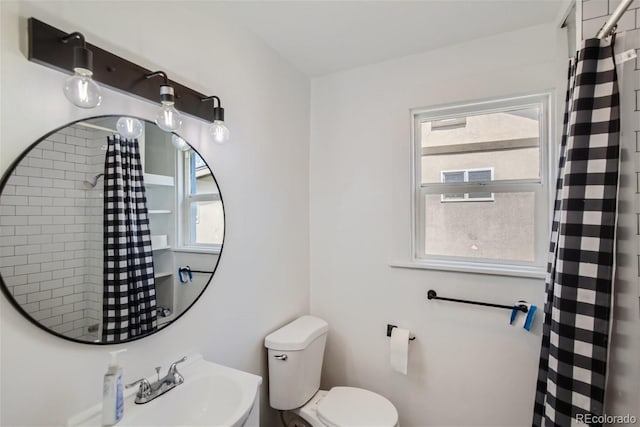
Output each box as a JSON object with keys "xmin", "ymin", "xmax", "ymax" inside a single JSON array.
[
  {"xmin": 201, "ymin": 96, "xmax": 230, "ymax": 144},
  {"xmin": 116, "ymin": 117, "xmax": 144, "ymax": 140},
  {"xmin": 146, "ymin": 71, "xmax": 183, "ymax": 133},
  {"xmin": 60, "ymin": 32, "xmax": 102, "ymax": 108},
  {"xmin": 28, "ymin": 18, "xmax": 227, "ymax": 124}
]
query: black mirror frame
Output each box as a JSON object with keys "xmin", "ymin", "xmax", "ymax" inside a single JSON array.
[{"xmin": 0, "ymin": 115, "xmax": 225, "ymax": 345}]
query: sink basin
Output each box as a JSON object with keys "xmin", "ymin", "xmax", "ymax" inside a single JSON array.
[
  {"xmin": 122, "ymin": 375, "xmax": 250, "ymax": 426},
  {"xmin": 68, "ymin": 354, "xmax": 262, "ymax": 427}
]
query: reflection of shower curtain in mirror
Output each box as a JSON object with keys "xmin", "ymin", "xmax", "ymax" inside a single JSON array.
[{"xmin": 102, "ymin": 135, "xmax": 157, "ymax": 342}]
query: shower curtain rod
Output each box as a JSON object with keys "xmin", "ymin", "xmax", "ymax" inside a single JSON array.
[
  {"xmin": 596, "ymin": 0, "xmax": 634, "ymax": 39},
  {"xmin": 78, "ymin": 121, "xmax": 117, "ymax": 133}
]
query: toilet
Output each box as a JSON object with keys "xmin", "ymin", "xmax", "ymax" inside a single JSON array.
[{"xmin": 265, "ymin": 315, "xmax": 399, "ymax": 427}]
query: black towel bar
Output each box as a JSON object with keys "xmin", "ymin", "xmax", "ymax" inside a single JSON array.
[
  {"xmin": 427, "ymin": 290, "xmax": 528, "ymax": 313},
  {"xmin": 178, "ymin": 267, "xmax": 213, "ymax": 274}
]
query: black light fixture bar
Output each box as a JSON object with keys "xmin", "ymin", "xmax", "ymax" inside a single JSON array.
[{"xmin": 27, "ymin": 17, "xmax": 213, "ymax": 122}]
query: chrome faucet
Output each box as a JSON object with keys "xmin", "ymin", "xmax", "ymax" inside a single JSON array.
[{"xmin": 126, "ymin": 356, "xmax": 187, "ymax": 404}]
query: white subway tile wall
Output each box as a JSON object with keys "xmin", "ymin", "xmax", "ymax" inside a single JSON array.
[
  {"xmin": 0, "ymin": 125, "xmax": 108, "ymax": 341},
  {"xmin": 582, "ymin": 0, "xmax": 639, "ymax": 36},
  {"xmin": 582, "ymin": 0, "xmax": 640, "ymax": 278}
]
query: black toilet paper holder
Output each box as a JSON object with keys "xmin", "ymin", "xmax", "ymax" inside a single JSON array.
[{"xmin": 386, "ymin": 324, "xmax": 416, "ymax": 341}]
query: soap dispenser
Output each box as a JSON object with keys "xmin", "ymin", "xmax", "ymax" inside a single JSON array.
[{"xmin": 102, "ymin": 349, "xmax": 127, "ymax": 426}]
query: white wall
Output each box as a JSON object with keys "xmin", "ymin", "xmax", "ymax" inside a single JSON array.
[
  {"xmin": 310, "ymin": 23, "xmax": 569, "ymax": 426},
  {"xmin": 0, "ymin": 2, "xmax": 310, "ymax": 426}
]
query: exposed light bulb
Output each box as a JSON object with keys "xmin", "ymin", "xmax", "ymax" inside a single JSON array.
[
  {"xmin": 63, "ymin": 68, "xmax": 102, "ymax": 109},
  {"xmin": 171, "ymin": 134, "xmax": 190, "ymax": 151},
  {"xmin": 201, "ymin": 98, "xmax": 230, "ymax": 145},
  {"xmin": 209, "ymin": 120, "xmax": 230, "ymax": 144},
  {"xmin": 60, "ymin": 33, "xmax": 102, "ymax": 109},
  {"xmin": 155, "ymin": 102, "xmax": 182, "ymax": 132},
  {"xmin": 153, "ymin": 84, "xmax": 182, "ymax": 132},
  {"xmin": 116, "ymin": 117, "xmax": 143, "ymax": 139}
]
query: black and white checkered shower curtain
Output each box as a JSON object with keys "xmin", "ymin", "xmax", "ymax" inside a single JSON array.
[
  {"xmin": 533, "ymin": 38, "xmax": 620, "ymax": 426},
  {"xmin": 102, "ymin": 136, "xmax": 157, "ymax": 342}
]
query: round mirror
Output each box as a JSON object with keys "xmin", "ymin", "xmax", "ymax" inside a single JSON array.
[{"xmin": 0, "ymin": 116, "xmax": 224, "ymax": 344}]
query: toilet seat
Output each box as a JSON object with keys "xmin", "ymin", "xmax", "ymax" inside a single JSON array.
[{"xmin": 316, "ymin": 387, "xmax": 398, "ymax": 427}]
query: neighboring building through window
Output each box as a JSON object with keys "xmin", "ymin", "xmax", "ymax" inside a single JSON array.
[
  {"xmin": 412, "ymin": 93, "xmax": 551, "ymax": 275},
  {"xmin": 441, "ymin": 168, "xmax": 494, "ymax": 202}
]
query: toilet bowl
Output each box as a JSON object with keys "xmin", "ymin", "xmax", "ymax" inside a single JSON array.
[
  {"xmin": 264, "ymin": 316, "xmax": 399, "ymax": 427},
  {"xmin": 292, "ymin": 387, "xmax": 398, "ymax": 427}
]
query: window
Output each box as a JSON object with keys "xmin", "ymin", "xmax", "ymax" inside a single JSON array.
[
  {"xmin": 178, "ymin": 151, "xmax": 224, "ymax": 251},
  {"xmin": 412, "ymin": 93, "xmax": 552, "ymax": 275}
]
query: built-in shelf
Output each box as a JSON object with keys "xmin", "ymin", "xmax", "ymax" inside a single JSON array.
[
  {"xmin": 154, "ymin": 272, "xmax": 173, "ymax": 279},
  {"xmin": 152, "ymin": 246, "xmax": 171, "ymax": 251},
  {"xmin": 148, "ymin": 210, "xmax": 172, "ymax": 214},
  {"xmin": 158, "ymin": 314, "xmax": 175, "ymax": 326},
  {"xmin": 145, "ymin": 173, "xmax": 174, "ymax": 186}
]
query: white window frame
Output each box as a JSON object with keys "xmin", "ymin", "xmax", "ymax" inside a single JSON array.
[
  {"xmin": 175, "ymin": 150, "xmax": 222, "ymax": 254},
  {"xmin": 440, "ymin": 168, "xmax": 495, "ymax": 202},
  {"xmin": 410, "ymin": 92, "xmax": 553, "ymax": 277}
]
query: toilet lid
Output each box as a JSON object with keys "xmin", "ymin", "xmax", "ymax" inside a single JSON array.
[{"xmin": 317, "ymin": 387, "xmax": 398, "ymax": 427}]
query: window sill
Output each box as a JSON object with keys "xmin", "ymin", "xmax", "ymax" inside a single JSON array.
[
  {"xmin": 173, "ymin": 247, "xmax": 221, "ymax": 255},
  {"xmin": 389, "ymin": 259, "xmax": 546, "ymax": 279}
]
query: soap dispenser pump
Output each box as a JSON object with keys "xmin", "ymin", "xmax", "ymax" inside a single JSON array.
[{"xmin": 102, "ymin": 349, "xmax": 127, "ymax": 426}]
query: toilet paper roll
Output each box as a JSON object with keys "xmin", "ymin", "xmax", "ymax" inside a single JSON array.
[{"xmin": 390, "ymin": 327, "xmax": 410, "ymax": 375}]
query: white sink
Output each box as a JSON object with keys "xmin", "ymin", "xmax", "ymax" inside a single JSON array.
[{"xmin": 68, "ymin": 354, "xmax": 262, "ymax": 427}]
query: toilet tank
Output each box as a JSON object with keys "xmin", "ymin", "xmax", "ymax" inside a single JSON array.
[{"xmin": 264, "ymin": 315, "xmax": 329, "ymax": 410}]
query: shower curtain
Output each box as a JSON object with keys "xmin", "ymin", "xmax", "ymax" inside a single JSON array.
[
  {"xmin": 102, "ymin": 135, "xmax": 157, "ymax": 342},
  {"xmin": 533, "ymin": 38, "xmax": 620, "ymax": 426}
]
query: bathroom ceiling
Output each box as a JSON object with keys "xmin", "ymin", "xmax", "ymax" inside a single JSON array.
[{"xmin": 216, "ymin": 0, "xmax": 567, "ymax": 77}]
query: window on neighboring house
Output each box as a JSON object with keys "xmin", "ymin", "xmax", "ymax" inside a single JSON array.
[
  {"xmin": 178, "ymin": 151, "xmax": 224, "ymax": 251},
  {"xmin": 411, "ymin": 93, "xmax": 552, "ymax": 275},
  {"xmin": 441, "ymin": 168, "xmax": 494, "ymax": 202}
]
